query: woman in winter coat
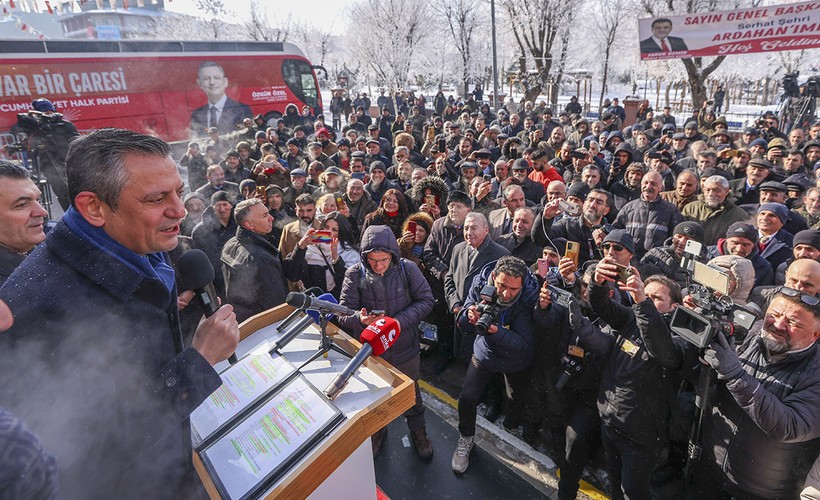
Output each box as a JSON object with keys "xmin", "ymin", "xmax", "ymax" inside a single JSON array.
[
  {"xmin": 283, "ymin": 211, "xmax": 359, "ymax": 299},
  {"xmin": 361, "ymin": 188, "xmax": 410, "ymax": 240}
]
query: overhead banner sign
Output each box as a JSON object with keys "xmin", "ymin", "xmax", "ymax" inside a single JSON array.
[{"xmin": 639, "ymin": 0, "xmax": 820, "ymax": 60}]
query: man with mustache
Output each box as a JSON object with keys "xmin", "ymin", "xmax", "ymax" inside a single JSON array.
[
  {"xmin": 682, "ymin": 175, "xmax": 749, "ymax": 246},
  {"xmin": 691, "ymin": 289, "xmax": 820, "ymax": 499}
]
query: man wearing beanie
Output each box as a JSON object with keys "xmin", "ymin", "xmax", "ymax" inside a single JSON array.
[
  {"xmin": 641, "ymin": 221, "xmax": 706, "ymax": 288},
  {"xmin": 774, "ymin": 228, "xmax": 820, "ymax": 284},
  {"xmin": 757, "ymin": 203, "xmax": 795, "ymax": 272},
  {"xmin": 191, "ymin": 191, "xmax": 237, "ymax": 298},
  {"xmin": 706, "ymin": 221, "xmax": 774, "ymax": 287}
]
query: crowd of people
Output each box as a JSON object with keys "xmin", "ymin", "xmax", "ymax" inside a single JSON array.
[{"xmin": 0, "ymin": 91, "xmax": 819, "ymax": 499}]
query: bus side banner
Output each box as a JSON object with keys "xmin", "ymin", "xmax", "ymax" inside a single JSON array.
[
  {"xmin": 0, "ymin": 55, "xmax": 302, "ymax": 141},
  {"xmin": 638, "ymin": 0, "xmax": 820, "ymax": 61}
]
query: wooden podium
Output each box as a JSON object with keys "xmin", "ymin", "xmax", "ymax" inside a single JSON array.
[{"xmin": 192, "ymin": 304, "xmax": 416, "ymax": 499}]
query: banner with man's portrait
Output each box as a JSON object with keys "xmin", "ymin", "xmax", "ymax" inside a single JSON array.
[{"xmin": 639, "ymin": 0, "xmax": 820, "ymax": 60}]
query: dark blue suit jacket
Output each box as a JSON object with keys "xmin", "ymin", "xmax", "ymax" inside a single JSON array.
[
  {"xmin": 190, "ymin": 96, "xmax": 253, "ymax": 136},
  {"xmin": 640, "ymin": 36, "xmax": 688, "ymax": 53}
]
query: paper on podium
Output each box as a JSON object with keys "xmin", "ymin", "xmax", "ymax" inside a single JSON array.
[
  {"xmin": 191, "ymin": 350, "xmax": 296, "ymax": 447},
  {"xmin": 199, "ymin": 375, "xmax": 344, "ymax": 499}
]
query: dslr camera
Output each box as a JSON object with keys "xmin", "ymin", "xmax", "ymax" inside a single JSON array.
[
  {"xmin": 474, "ymin": 285, "xmax": 502, "ymax": 335},
  {"xmin": 670, "ymin": 241, "xmax": 760, "ymax": 348}
]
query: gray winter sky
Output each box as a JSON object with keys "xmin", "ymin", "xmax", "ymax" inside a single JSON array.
[{"xmin": 166, "ymin": 0, "xmax": 343, "ymax": 31}]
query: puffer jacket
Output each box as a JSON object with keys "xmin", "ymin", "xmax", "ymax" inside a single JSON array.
[
  {"xmin": 702, "ymin": 330, "xmax": 820, "ymax": 499},
  {"xmin": 640, "ymin": 238, "xmax": 689, "ymax": 288},
  {"xmin": 456, "ymin": 261, "xmax": 540, "ymax": 373},
  {"xmin": 338, "ymin": 226, "xmax": 434, "ymax": 366},
  {"xmin": 614, "ymin": 196, "xmax": 683, "ymax": 259}
]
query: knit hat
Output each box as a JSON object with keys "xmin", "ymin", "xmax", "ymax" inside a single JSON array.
[
  {"xmin": 369, "ymin": 161, "xmax": 386, "ymax": 173},
  {"xmin": 757, "ymin": 202, "xmax": 789, "ymax": 224},
  {"xmin": 793, "ymin": 229, "xmax": 820, "ymax": 250},
  {"xmin": 749, "ymin": 138, "xmax": 768, "ymax": 149},
  {"xmin": 602, "ymin": 229, "xmax": 635, "ymax": 255},
  {"xmin": 289, "ymin": 168, "xmax": 307, "ymax": 177},
  {"xmin": 210, "ymin": 191, "xmax": 232, "ymax": 205},
  {"xmin": 447, "ymin": 190, "xmax": 471, "ymax": 207},
  {"xmin": 673, "ymin": 221, "xmax": 705, "ymax": 242},
  {"xmin": 566, "ymin": 182, "xmax": 590, "ymax": 201},
  {"xmin": 725, "ymin": 222, "xmax": 757, "ymax": 243},
  {"xmin": 183, "ymin": 192, "xmax": 206, "ymax": 206},
  {"xmin": 31, "ymin": 98, "xmax": 55, "ymax": 112}
]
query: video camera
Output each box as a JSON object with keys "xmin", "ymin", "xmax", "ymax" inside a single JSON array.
[
  {"xmin": 16, "ymin": 110, "xmax": 64, "ymax": 135},
  {"xmin": 670, "ymin": 241, "xmax": 760, "ymax": 348},
  {"xmin": 474, "ymin": 285, "xmax": 502, "ymax": 335}
]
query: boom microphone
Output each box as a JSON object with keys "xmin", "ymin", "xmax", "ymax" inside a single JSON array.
[
  {"xmin": 286, "ymin": 292, "xmax": 355, "ymax": 317},
  {"xmin": 324, "ymin": 317, "xmax": 401, "ymax": 400},
  {"xmin": 269, "ymin": 293, "xmax": 339, "ymax": 353},
  {"xmin": 177, "ymin": 249, "xmax": 237, "ymax": 364}
]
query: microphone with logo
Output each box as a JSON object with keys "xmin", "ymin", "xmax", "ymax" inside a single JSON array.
[
  {"xmin": 324, "ymin": 317, "xmax": 400, "ymax": 400},
  {"xmin": 177, "ymin": 249, "xmax": 237, "ymax": 364},
  {"xmin": 270, "ymin": 292, "xmax": 343, "ymax": 353}
]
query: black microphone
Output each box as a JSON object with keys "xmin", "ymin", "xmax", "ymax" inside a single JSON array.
[
  {"xmin": 286, "ymin": 292, "xmax": 355, "ymax": 317},
  {"xmin": 177, "ymin": 249, "xmax": 237, "ymax": 364},
  {"xmin": 275, "ymin": 287, "xmax": 325, "ymax": 333}
]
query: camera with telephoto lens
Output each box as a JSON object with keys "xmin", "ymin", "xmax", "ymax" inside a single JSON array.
[
  {"xmin": 17, "ymin": 110, "xmax": 64, "ymax": 134},
  {"xmin": 670, "ymin": 241, "xmax": 760, "ymax": 348},
  {"xmin": 474, "ymin": 285, "xmax": 502, "ymax": 335}
]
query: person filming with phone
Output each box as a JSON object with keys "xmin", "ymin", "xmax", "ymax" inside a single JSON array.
[{"xmin": 338, "ymin": 225, "xmax": 435, "ymax": 461}]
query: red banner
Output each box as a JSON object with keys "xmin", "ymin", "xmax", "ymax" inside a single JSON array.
[{"xmin": 639, "ymin": 0, "xmax": 820, "ymax": 60}]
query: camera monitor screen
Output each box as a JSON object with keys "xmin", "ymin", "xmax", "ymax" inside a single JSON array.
[{"xmin": 692, "ymin": 261, "xmax": 730, "ymax": 296}]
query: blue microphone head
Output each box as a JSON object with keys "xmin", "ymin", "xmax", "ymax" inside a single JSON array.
[{"xmin": 306, "ymin": 293, "xmax": 338, "ymax": 322}]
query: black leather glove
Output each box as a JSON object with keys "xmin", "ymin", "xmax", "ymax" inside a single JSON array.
[{"xmin": 703, "ymin": 333, "xmax": 743, "ymax": 380}]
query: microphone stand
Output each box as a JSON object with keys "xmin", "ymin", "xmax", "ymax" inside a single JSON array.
[{"xmin": 294, "ymin": 311, "xmax": 353, "ymax": 373}]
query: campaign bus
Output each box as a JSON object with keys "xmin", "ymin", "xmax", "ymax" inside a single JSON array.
[{"xmin": 0, "ymin": 39, "xmax": 323, "ymax": 142}]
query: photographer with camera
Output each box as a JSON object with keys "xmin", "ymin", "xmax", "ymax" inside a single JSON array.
[
  {"xmin": 589, "ymin": 254, "xmax": 695, "ymax": 499},
  {"xmin": 686, "ymin": 288, "xmax": 820, "ymax": 499},
  {"xmin": 451, "ymin": 256, "xmax": 539, "ymax": 474},
  {"xmin": 530, "ymin": 271, "xmax": 608, "ymax": 499},
  {"xmin": 7, "ymin": 98, "xmax": 78, "ymax": 212}
]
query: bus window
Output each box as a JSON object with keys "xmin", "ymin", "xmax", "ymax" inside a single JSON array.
[{"xmin": 283, "ymin": 59, "xmax": 319, "ymax": 109}]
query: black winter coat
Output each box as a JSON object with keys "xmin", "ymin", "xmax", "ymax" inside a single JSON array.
[{"xmin": 221, "ymin": 227, "xmax": 288, "ymax": 322}]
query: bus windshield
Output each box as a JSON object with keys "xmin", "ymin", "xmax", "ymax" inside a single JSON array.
[{"xmin": 282, "ymin": 59, "xmax": 319, "ymax": 109}]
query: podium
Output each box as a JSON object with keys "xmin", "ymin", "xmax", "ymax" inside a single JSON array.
[{"xmin": 192, "ymin": 304, "xmax": 416, "ymax": 499}]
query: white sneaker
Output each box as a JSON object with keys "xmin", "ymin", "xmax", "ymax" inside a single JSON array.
[{"xmin": 451, "ymin": 434, "xmax": 474, "ymax": 474}]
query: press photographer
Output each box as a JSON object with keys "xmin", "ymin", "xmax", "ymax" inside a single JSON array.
[
  {"xmin": 588, "ymin": 261, "xmax": 694, "ymax": 499},
  {"xmin": 686, "ymin": 287, "xmax": 820, "ymax": 499},
  {"xmin": 6, "ymin": 98, "xmax": 78, "ymax": 211},
  {"xmin": 450, "ymin": 256, "xmax": 539, "ymax": 474}
]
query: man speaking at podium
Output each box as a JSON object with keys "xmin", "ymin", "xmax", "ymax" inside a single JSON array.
[{"xmin": 0, "ymin": 129, "xmax": 240, "ymax": 498}]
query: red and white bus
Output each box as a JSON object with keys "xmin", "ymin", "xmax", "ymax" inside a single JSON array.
[{"xmin": 0, "ymin": 39, "xmax": 323, "ymax": 142}]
